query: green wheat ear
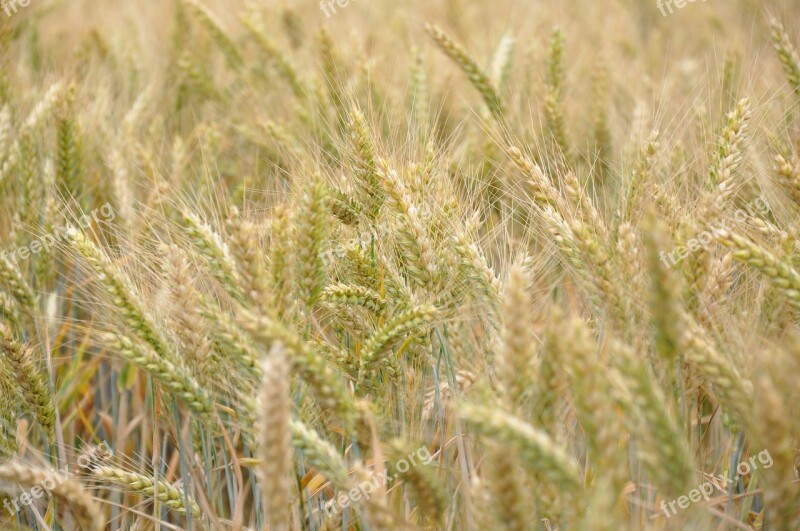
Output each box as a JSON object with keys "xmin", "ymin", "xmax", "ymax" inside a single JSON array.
[
  {"xmin": 90, "ymin": 463, "xmax": 201, "ymax": 517},
  {"xmin": 320, "ymin": 283, "xmax": 386, "ymax": 315},
  {"xmin": 715, "ymin": 229, "xmax": 800, "ymax": 307},
  {"xmin": 180, "ymin": 208, "xmax": 246, "ymax": 302},
  {"xmin": 318, "ymin": 26, "xmax": 347, "ymax": 123},
  {"xmin": 643, "ymin": 211, "xmax": 683, "ymax": 364},
  {"xmin": 55, "ymin": 84, "xmax": 83, "ymax": 205},
  {"xmin": 294, "ymin": 178, "xmax": 329, "ymax": 310},
  {"xmin": 289, "ymin": 418, "xmax": 351, "ymax": 490},
  {"xmin": 67, "ymin": 228, "xmax": 177, "ymax": 362},
  {"xmin": 410, "ymin": 48, "xmax": 430, "ymax": 139},
  {"xmin": 0, "ymin": 290, "xmax": 20, "ymax": 332},
  {"xmin": 0, "ymin": 254, "xmax": 36, "ymax": 312},
  {"xmin": 102, "ymin": 333, "xmax": 215, "ymax": 418},
  {"xmin": 425, "ymin": 23, "xmax": 504, "ymax": 120},
  {"xmin": 545, "ymin": 27, "xmax": 570, "ymax": 160},
  {"xmin": 239, "ymin": 310, "xmax": 358, "ymax": 429},
  {"xmin": 241, "ymin": 8, "xmax": 306, "ymax": 99},
  {"xmin": 17, "ymin": 131, "xmax": 42, "ymax": 232},
  {"xmin": 458, "ymin": 401, "xmax": 582, "ymax": 491},
  {"xmin": 0, "ymin": 326, "xmax": 55, "ymax": 442},
  {"xmin": 612, "ymin": 341, "xmax": 693, "ymax": 498},
  {"xmin": 182, "ymin": 0, "xmax": 243, "ymax": 69},
  {"xmin": 347, "ymin": 107, "xmax": 384, "ymax": 220},
  {"xmin": 0, "ymin": 15, "xmax": 10, "ymax": 103},
  {"xmin": 360, "ymin": 304, "xmax": 438, "ymax": 375},
  {"xmin": 770, "ymin": 18, "xmax": 800, "ymax": 96},
  {"xmin": 590, "ymin": 63, "xmax": 612, "ymax": 181},
  {"xmin": 495, "ymin": 261, "xmax": 535, "ymax": 413}
]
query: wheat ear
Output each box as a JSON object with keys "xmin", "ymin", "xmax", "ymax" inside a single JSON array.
[
  {"xmin": 289, "ymin": 418, "xmax": 351, "ymax": 490},
  {"xmin": 348, "ymin": 107, "xmax": 384, "ymax": 220},
  {"xmin": 180, "ymin": 209, "xmax": 246, "ymax": 302},
  {"xmin": 240, "ymin": 311, "xmax": 357, "ymax": 428},
  {"xmin": 0, "ymin": 254, "xmax": 36, "ymax": 312},
  {"xmin": 0, "ymin": 462, "xmax": 104, "ymax": 531},
  {"xmin": 0, "ymin": 360, "xmax": 19, "ymax": 458},
  {"xmin": 715, "ymin": 228, "xmax": 800, "ymax": 307},
  {"xmin": 458, "ymin": 401, "xmax": 581, "ymax": 491},
  {"xmin": 90, "ymin": 464, "xmax": 201, "ymax": 517},
  {"xmin": 320, "ymin": 283, "xmax": 386, "ymax": 314},
  {"xmin": 181, "ymin": 0, "xmax": 243, "ymax": 69},
  {"xmin": 545, "ymin": 27, "xmax": 569, "ymax": 158},
  {"xmin": 680, "ymin": 313, "xmax": 753, "ymax": 421},
  {"xmin": 240, "ymin": 10, "xmax": 306, "ymax": 98},
  {"xmin": 0, "ymin": 327, "xmax": 55, "ymax": 441},
  {"xmin": 256, "ymin": 345, "xmax": 293, "ymax": 531},
  {"xmin": 613, "ymin": 342, "xmax": 693, "ymax": 497},
  {"xmin": 425, "ymin": 23, "xmax": 504, "ymax": 120},
  {"xmin": 360, "ymin": 304, "xmax": 438, "ymax": 374},
  {"xmin": 226, "ymin": 208, "xmax": 270, "ymax": 301},
  {"xmin": 67, "ymin": 228, "xmax": 176, "ymax": 361},
  {"xmin": 0, "ymin": 289, "xmax": 20, "ymax": 330},
  {"xmin": 162, "ymin": 245, "xmax": 212, "ymax": 370},
  {"xmin": 101, "ymin": 333, "xmax": 214, "ymax": 418},
  {"xmin": 552, "ymin": 314, "xmax": 627, "ymax": 518},
  {"xmin": 295, "ymin": 179, "xmax": 329, "ymax": 310},
  {"xmin": 378, "ymin": 159, "xmax": 440, "ymax": 291},
  {"xmin": 770, "ymin": 18, "xmax": 800, "ymax": 96},
  {"xmin": 496, "ymin": 262, "xmax": 535, "ymax": 413},
  {"xmin": 775, "ymin": 154, "xmax": 800, "ymax": 206}
]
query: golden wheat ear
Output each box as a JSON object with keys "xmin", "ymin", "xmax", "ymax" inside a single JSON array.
[
  {"xmin": 256, "ymin": 345, "xmax": 293, "ymax": 531},
  {"xmin": 775, "ymin": 153, "xmax": 800, "ymax": 206},
  {"xmin": 0, "ymin": 326, "xmax": 55, "ymax": 443},
  {"xmin": 425, "ymin": 23, "xmax": 504, "ymax": 120},
  {"xmin": 495, "ymin": 261, "xmax": 535, "ymax": 414},
  {"xmin": 770, "ymin": 18, "xmax": 800, "ymax": 96},
  {"xmin": 0, "ymin": 462, "xmax": 105, "ymax": 531}
]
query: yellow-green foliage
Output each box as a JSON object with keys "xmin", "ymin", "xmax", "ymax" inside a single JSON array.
[{"xmin": 0, "ymin": 0, "xmax": 798, "ymax": 529}]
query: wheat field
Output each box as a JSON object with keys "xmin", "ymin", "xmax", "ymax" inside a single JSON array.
[{"xmin": 0, "ymin": 0, "xmax": 799, "ymax": 529}]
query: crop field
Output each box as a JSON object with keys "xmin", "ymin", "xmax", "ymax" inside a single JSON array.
[{"xmin": 0, "ymin": 0, "xmax": 799, "ymax": 529}]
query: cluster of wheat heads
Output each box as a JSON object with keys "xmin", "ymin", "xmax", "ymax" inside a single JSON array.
[{"xmin": 0, "ymin": 0, "xmax": 800, "ymax": 529}]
